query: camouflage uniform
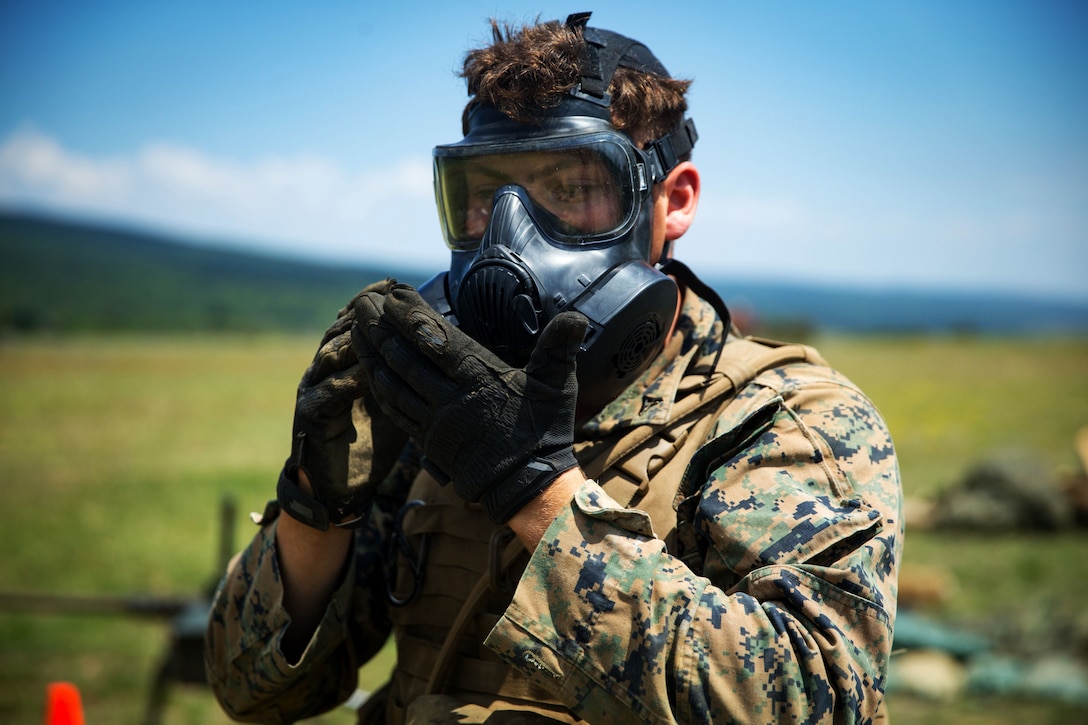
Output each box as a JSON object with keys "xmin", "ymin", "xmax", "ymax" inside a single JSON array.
[{"xmin": 206, "ymin": 287, "xmax": 903, "ymax": 724}]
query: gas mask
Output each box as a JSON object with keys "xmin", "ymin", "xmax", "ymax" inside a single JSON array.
[{"xmin": 418, "ymin": 16, "xmax": 699, "ymax": 412}]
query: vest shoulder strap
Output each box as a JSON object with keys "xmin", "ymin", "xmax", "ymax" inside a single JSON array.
[{"xmin": 593, "ymin": 336, "xmax": 822, "ymax": 512}]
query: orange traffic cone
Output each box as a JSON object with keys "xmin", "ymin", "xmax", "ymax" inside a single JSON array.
[{"xmin": 44, "ymin": 682, "xmax": 85, "ymax": 725}]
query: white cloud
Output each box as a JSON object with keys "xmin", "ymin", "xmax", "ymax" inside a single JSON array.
[
  {"xmin": 0, "ymin": 126, "xmax": 445, "ymax": 269},
  {"xmin": 0, "ymin": 128, "xmax": 129, "ymax": 200}
]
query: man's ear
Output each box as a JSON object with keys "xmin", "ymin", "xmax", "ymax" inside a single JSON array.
[{"xmin": 663, "ymin": 161, "xmax": 700, "ymax": 241}]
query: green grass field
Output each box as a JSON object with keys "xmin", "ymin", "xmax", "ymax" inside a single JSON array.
[{"xmin": 1, "ymin": 333, "xmax": 1086, "ymax": 724}]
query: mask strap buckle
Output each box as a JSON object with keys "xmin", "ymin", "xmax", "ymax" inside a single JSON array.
[
  {"xmin": 644, "ymin": 117, "xmax": 699, "ymax": 183},
  {"xmin": 567, "ymin": 13, "xmax": 612, "ymax": 106}
]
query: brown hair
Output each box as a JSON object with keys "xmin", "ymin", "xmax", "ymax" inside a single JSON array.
[{"xmin": 460, "ymin": 18, "xmax": 692, "ymax": 149}]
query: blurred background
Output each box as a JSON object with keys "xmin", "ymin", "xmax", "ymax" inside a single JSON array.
[{"xmin": 1, "ymin": 1, "xmax": 1086, "ymax": 723}]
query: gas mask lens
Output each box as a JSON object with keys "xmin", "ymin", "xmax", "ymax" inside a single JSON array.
[{"xmin": 435, "ymin": 135, "xmax": 641, "ymax": 250}]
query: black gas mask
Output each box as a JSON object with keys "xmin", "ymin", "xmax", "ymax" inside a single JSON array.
[{"xmin": 418, "ymin": 15, "xmax": 699, "ymax": 412}]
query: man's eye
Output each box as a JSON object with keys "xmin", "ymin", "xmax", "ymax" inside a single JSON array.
[
  {"xmin": 550, "ymin": 182, "xmax": 593, "ymax": 204},
  {"xmin": 471, "ymin": 186, "xmax": 499, "ymax": 203}
]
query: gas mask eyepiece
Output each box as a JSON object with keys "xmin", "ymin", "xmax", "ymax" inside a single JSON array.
[
  {"xmin": 434, "ymin": 122, "xmax": 645, "ymax": 251},
  {"xmin": 419, "ymin": 112, "xmax": 684, "ymax": 411}
]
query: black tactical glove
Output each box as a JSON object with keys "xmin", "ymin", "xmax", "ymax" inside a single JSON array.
[
  {"xmin": 352, "ymin": 284, "xmax": 587, "ymax": 524},
  {"xmin": 278, "ymin": 279, "xmax": 409, "ymax": 530}
]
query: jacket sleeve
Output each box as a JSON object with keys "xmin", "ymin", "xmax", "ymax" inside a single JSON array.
[
  {"xmin": 203, "ymin": 441, "xmax": 421, "ymax": 724},
  {"xmin": 485, "ymin": 365, "xmax": 903, "ymax": 724}
]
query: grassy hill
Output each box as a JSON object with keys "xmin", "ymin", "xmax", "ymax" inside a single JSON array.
[
  {"xmin": 2, "ymin": 211, "xmax": 1085, "ymax": 335},
  {"xmin": 0, "ymin": 212, "xmax": 427, "ymax": 334}
]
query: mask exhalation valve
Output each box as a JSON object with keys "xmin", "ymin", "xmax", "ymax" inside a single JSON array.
[{"xmin": 613, "ymin": 315, "xmax": 664, "ymax": 377}]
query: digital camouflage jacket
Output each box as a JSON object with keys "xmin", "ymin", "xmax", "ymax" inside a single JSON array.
[{"xmin": 205, "ymin": 286, "xmax": 903, "ymax": 724}]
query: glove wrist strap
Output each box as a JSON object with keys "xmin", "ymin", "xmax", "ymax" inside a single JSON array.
[
  {"xmin": 277, "ymin": 468, "xmax": 373, "ymax": 531},
  {"xmin": 483, "ymin": 448, "xmax": 578, "ymax": 524},
  {"xmin": 277, "ymin": 468, "xmax": 332, "ymax": 531}
]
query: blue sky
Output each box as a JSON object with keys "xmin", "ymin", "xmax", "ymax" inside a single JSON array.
[{"xmin": 2, "ymin": 0, "xmax": 1086, "ymax": 301}]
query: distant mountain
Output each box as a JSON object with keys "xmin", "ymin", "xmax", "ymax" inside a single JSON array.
[
  {"xmin": 0, "ymin": 212, "xmax": 428, "ymax": 333},
  {"xmin": 705, "ymin": 277, "xmax": 1088, "ymax": 336},
  {"xmin": 2, "ymin": 211, "xmax": 1085, "ymax": 335}
]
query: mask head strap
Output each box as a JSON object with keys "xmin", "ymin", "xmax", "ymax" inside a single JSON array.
[
  {"xmin": 643, "ymin": 117, "xmax": 698, "ymax": 183},
  {"xmin": 565, "ymin": 12, "xmax": 671, "ymax": 107},
  {"xmin": 565, "ymin": 12, "xmax": 697, "ymax": 182}
]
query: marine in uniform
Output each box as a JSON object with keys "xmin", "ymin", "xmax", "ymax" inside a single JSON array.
[{"xmin": 205, "ymin": 13, "xmax": 902, "ymax": 724}]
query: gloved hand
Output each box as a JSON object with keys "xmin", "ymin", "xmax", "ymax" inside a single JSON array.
[
  {"xmin": 278, "ymin": 278, "xmax": 409, "ymax": 530},
  {"xmin": 352, "ymin": 284, "xmax": 587, "ymax": 523}
]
